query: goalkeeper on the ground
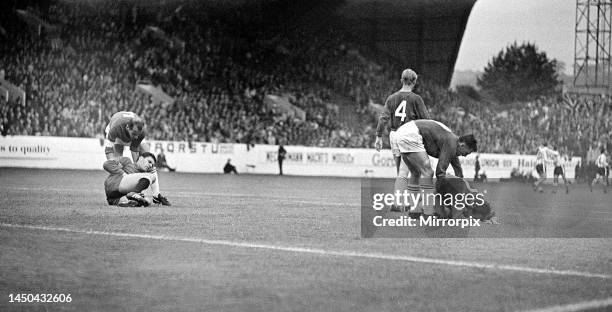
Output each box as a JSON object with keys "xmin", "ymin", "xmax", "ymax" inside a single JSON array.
[
  {"xmin": 103, "ymin": 152, "xmax": 158, "ymax": 207},
  {"xmin": 104, "ymin": 111, "xmax": 171, "ymax": 205},
  {"xmin": 434, "ymin": 174, "xmax": 498, "ymax": 223}
]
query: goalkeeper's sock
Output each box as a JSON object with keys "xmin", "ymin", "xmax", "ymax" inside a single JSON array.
[
  {"xmin": 151, "ymin": 171, "xmax": 160, "ymax": 196},
  {"xmin": 134, "ymin": 178, "xmax": 150, "ymax": 193}
]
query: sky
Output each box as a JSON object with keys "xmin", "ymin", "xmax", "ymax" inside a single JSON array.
[{"xmin": 454, "ymin": 0, "xmax": 575, "ymax": 74}]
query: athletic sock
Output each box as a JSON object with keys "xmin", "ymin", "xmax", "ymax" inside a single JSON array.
[
  {"xmin": 419, "ymin": 183, "xmax": 436, "ymax": 215},
  {"xmin": 394, "ymin": 175, "xmax": 410, "ymax": 210},
  {"xmin": 134, "ymin": 178, "xmax": 150, "ymax": 193},
  {"xmin": 406, "ymin": 184, "xmax": 421, "ymax": 213},
  {"xmin": 394, "ymin": 175, "xmax": 409, "ymax": 194},
  {"xmin": 151, "ymin": 171, "xmax": 160, "ymax": 196}
]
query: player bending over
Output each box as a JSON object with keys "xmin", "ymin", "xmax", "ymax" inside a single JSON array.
[
  {"xmin": 374, "ymin": 68, "xmax": 430, "ymax": 213},
  {"xmin": 591, "ymin": 147, "xmax": 608, "ymax": 193},
  {"xmin": 394, "ymin": 119, "xmax": 477, "ymax": 217},
  {"xmin": 104, "ymin": 152, "xmax": 158, "ymax": 207},
  {"xmin": 550, "ymin": 146, "xmax": 569, "ymax": 194},
  {"xmin": 104, "ymin": 111, "xmax": 171, "ymax": 205}
]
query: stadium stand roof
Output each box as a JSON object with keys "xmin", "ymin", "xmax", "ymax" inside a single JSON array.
[
  {"xmin": 222, "ymin": 0, "xmax": 477, "ymax": 88},
  {"xmin": 338, "ymin": 0, "xmax": 477, "ymax": 87},
  {"xmin": 2, "ymin": 0, "xmax": 476, "ymax": 88},
  {"xmin": 123, "ymin": 0, "xmax": 477, "ymax": 88}
]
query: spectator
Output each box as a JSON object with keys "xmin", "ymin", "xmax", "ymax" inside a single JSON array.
[
  {"xmin": 278, "ymin": 143, "xmax": 286, "ymax": 176},
  {"xmin": 223, "ymin": 158, "xmax": 238, "ymax": 174},
  {"xmin": 0, "ymin": 0, "xmax": 610, "ymax": 162},
  {"xmin": 156, "ymin": 148, "xmax": 176, "ymax": 172}
]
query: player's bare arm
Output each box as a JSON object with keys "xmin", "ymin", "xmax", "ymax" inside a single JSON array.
[
  {"xmin": 450, "ymin": 156, "xmax": 464, "ymax": 178},
  {"xmin": 436, "ymin": 148, "xmax": 453, "ymax": 179},
  {"xmin": 130, "ymin": 149, "xmax": 140, "ymax": 163}
]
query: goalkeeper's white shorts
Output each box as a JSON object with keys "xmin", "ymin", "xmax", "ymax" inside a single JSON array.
[{"xmin": 395, "ymin": 121, "xmax": 426, "ymax": 154}]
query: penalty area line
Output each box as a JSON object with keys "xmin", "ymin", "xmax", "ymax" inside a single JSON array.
[
  {"xmin": 1, "ymin": 223, "xmax": 611, "ymax": 280},
  {"xmin": 517, "ymin": 297, "xmax": 612, "ymax": 312}
]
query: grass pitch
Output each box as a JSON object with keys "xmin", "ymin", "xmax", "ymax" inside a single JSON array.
[{"xmin": 1, "ymin": 168, "xmax": 611, "ymax": 311}]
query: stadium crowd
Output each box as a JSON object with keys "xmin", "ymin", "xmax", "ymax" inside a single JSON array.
[
  {"xmin": 431, "ymin": 92, "xmax": 612, "ymax": 158},
  {"xmin": 1, "ymin": 0, "xmax": 611, "ymax": 159}
]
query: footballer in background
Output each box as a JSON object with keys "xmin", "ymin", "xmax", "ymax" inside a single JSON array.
[
  {"xmin": 591, "ymin": 147, "xmax": 609, "ymax": 193},
  {"xmin": 550, "ymin": 146, "xmax": 569, "ymax": 194},
  {"xmin": 104, "ymin": 111, "xmax": 171, "ymax": 205},
  {"xmin": 374, "ymin": 68, "xmax": 430, "ymax": 213},
  {"xmin": 533, "ymin": 142, "xmax": 551, "ymax": 193}
]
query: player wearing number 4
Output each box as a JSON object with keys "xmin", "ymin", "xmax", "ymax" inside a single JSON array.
[
  {"xmin": 104, "ymin": 111, "xmax": 171, "ymax": 205},
  {"xmin": 375, "ymin": 68, "xmax": 430, "ymax": 214}
]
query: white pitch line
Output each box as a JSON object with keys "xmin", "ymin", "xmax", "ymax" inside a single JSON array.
[
  {"xmin": 0, "ymin": 186, "xmax": 357, "ymax": 207},
  {"xmin": 517, "ymin": 297, "xmax": 612, "ymax": 312},
  {"xmin": 2, "ymin": 223, "xmax": 611, "ymax": 280}
]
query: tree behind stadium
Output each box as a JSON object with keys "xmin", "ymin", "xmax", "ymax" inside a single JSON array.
[{"xmin": 477, "ymin": 42, "xmax": 560, "ymax": 103}]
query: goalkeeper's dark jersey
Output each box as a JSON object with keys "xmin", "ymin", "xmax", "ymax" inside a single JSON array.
[{"xmin": 376, "ymin": 91, "xmax": 429, "ymax": 137}]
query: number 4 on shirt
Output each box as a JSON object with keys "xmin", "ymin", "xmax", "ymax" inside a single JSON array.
[{"xmin": 395, "ymin": 100, "xmax": 407, "ymax": 122}]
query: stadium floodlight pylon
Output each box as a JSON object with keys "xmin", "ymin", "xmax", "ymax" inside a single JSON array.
[{"xmin": 573, "ymin": 0, "xmax": 612, "ymax": 95}]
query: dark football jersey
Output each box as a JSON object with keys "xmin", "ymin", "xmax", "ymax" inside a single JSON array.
[
  {"xmin": 106, "ymin": 111, "xmax": 145, "ymax": 152},
  {"xmin": 413, "ymin": 119, "xmax": 462, "ymax": 178},
  {"xmin": 376, "ymin": 91, "xmax": 429, "ymax": 137},
  {"xmin": 103, "ymin": 157, "xmax": 141, "ymax": 204}
]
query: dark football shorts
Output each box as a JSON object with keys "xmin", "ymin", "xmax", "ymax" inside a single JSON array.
[
  {"xmin": 553, "ymin": 166, "xmax": 564, "ymax": 176},
  {"xmin": 536, "ymin": 164, "xmax": 544, "ymax": 175},
  {"xmin": 597, "ymin": 167, "xmax": 606, "ymax": 176}
]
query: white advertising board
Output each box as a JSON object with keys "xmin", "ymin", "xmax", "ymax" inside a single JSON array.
[{"xmin": 0, "ymin": 136, "xmax": 579, "ymax": 179}]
